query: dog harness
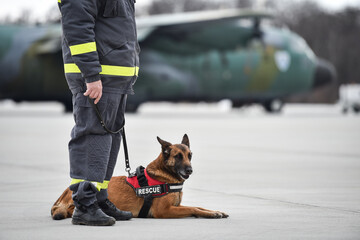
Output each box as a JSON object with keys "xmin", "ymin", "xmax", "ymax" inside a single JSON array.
[{"xmin": 126, "ymin": 166, "xmax": 183, "ymax": 218}]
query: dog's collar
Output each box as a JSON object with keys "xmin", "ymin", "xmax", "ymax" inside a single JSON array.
[{"xmin": 126, "ymin": 166, "xmax": 183, "ymax": 198}]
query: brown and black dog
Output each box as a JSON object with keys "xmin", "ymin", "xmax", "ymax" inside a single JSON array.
[{"xmin": 51, "ymin": 134, "xmax": 228, "ymax": 219}]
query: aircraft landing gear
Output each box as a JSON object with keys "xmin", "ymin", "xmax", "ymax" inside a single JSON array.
[
  {"xmin": 353, "ymin": 106, "xmax": 360, "ymax": 113},
  {"xmin": 263, "ymin": 99, "xmax": 284, "ymax": 113}
]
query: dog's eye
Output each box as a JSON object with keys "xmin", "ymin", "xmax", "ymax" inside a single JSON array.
[
  {"xmin": 188, "ymin": 153, "xmax": 192, "ymax": 160},
  {"xmin": 175, "ymin": 153, "xmax": 183, "ymax": 161}
]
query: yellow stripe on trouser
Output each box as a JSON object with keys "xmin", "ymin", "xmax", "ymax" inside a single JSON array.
[
  {"xmin": 70, "ymin": 179, "xmax": 110, "ymax": 191},
  {"xmin": 69, "ymin": 42, "xmax": 97, "ymax": 56},
  {"xmin": 58, "ymin": 0, "xmax": 61, "ymax": 3},
  {"xmin": 64, "ymin": 63, "xmax": 139, "ymax": 77}
]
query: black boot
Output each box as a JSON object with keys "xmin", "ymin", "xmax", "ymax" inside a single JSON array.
[
  {"xmin": 72, "ymin": 202, "xmax": 116, "ymax": 226},
  {"xmin": 98, "ymin": 199, "xmax": 133, "ymax": 221}
]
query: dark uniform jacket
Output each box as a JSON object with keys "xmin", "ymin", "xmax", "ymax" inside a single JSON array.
[{"xmin": 58, "ymin": 0, "xmax": 140, "ymax": 95}]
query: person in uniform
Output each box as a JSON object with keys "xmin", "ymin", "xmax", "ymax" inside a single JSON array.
[{"xmin": 58, "ymin": 0, "xmax": 140, "ymax": 226}]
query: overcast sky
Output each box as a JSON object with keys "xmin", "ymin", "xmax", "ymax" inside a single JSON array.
[{"xmin": 0, "ymin": 0, "xmax": 359, "ymax": 22}]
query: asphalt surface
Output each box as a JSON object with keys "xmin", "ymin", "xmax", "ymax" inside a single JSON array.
[{"xmin": 0, "ymin": 102, "xmax": 359, "ymax": 240}]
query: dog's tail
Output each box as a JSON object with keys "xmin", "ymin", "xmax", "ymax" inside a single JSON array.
[{"xmin": 51, "ymin": 187, "xmax": 75, "ymax": 220}]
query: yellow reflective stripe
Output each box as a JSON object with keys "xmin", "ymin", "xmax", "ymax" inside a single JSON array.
[
  {"xmin": 98, "ymin": 180, "xmax": 110, "ymax": 190},
  {"xmin": 69, "ymin": 42, "xmax": 97, "ymax": 56},
  {"xmin": 70, "ymin": 178, "xmax": 84, "ymax": 185},
  {"xmin": 101, "ymin": 65, "xmax": 139, "ymax": 77},
  {"xmin": 64, "ymin": 63, "xmax": 139, "ymax": 77},
  {"xmin": 135, "ymin": 66, "xmax": 139, "ymax": 76},
  {"xmin": 58, "ymin": 0, "xmax": 61, "ymax": 3},
  {"xmin": 70, "ymin": 179, "xmax": 109, "ymax": 191},
  {"xmin": 64, "ymin": 63, "xmax": 81, "ymax": 73}
]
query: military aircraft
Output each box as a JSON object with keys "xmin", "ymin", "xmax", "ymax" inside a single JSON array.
[{"xmin": 0, "ymin": 9, "xmax": 335, "ymax": 112}]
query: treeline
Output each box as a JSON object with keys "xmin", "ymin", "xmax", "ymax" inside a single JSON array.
[
  {"xmin": 279, "ymin": 1, "xmax": 360, "ymax": 87},
  {"xmin": 277, "ymin": 1, "xmax": 360, "ymax": 102}
]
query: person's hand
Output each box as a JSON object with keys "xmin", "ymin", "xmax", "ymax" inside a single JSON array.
[{"xmin": 84, "ymin": 80, "xmax": 102, "ymax": 104}]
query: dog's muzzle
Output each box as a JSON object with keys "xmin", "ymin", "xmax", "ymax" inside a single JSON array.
[{"xmin": 179, "ymin": 166, "xmax": 193, "ymax": 180}]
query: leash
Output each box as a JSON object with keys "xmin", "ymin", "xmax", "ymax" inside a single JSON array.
[{"xmin": 88, "ymin": 97, "xmax": 132, "ymax": 176}]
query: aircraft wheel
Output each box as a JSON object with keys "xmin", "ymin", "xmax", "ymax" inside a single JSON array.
[
  {"xmin": 342, "ymin": 107, "xmax": 348, "ymax": 114},
  {"xmin": 353, "ymin": 105, "xmax": 360, "ymax": 113},
  {"xmin": 263, "ymin": 99, "xmax": 284, "ymax": 113},
  {"xmin": 231, "ymin": 100, "xmax": 243, "ymax": 108}
]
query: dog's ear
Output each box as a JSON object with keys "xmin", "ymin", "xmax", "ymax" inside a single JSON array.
[
  {"xmin": 181, "ymin": 134, "xmax": 190, "ymax": 148},
  {"xmin": 157, "ymin": 136, "xmax": 172, "ymax": 156}
]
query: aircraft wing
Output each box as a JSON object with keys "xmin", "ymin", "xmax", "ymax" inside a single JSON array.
[{"xmin": 136, "ymin": 8, "xmax": 273, "ymax": 42}]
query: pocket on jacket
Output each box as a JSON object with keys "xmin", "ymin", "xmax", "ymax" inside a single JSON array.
[
  {"xmin": 97, "ymin": 40, "xmax": 128, "ymax": 57},
  {"xmin": 103, "ymin": 0, "xmax": 127, "ymax": 18}
]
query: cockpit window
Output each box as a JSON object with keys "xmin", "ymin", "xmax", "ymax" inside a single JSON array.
[
  {"xmin": 289, "ymin": 34, "xmax": 315, "ymax": 58},
  {"xmin": 263, "ymin": 29, "xmax": 285, "ymax": 48},
  {"xmin": 234, "ymin": 18, "xmax": 254, "ymax": 28},
  {"xmin": 262, "ymin": 18, "xmax": 286, "ymax": 28}
]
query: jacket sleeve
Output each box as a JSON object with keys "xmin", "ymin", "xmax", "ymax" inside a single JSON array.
[{"xmin": 59, "ymin": 0, "xmax": 101, "ymax": 83}]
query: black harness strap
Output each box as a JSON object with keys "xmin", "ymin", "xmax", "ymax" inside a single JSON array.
[
  {"xmin": 136, "ymin": 166, "xmax": 153, "ymax": 218},
  {"xmin": 138, "ymin": 196, "xmax": 153, "ymax": 218},
  {"xmin": 136, "ymin": 166, "xmax": 148, "ymax": 187}
]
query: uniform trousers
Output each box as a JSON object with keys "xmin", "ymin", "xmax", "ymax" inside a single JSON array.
[{"xmin": 68, "ymin": 91, "xmax": 127, "ymax": 207}]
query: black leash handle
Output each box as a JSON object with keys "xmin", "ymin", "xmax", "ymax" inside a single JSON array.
[
  {"xmin": 88, "ymin": 97, "xmax": 123, "ymax": 134},
  {"xmin": 121, "ymin": 127, "xmax": 132, "ymax": 176},
  {"xmin": 88, "ymin": 97, "xmax": 132, "ymax": 176}
]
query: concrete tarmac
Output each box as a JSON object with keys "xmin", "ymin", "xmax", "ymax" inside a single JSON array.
[{"xmin": 0, "ymin": 102, "xmax": 359, "ymax": 240}]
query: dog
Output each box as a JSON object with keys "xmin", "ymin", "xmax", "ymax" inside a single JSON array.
[{"xmin": 51, "ymin": 134, "xmax": 228, "ymax": 219}]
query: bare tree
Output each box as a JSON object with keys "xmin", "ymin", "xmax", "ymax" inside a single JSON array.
[
  {"xmin": 236, "ymin": 0, "xmax": 252, "ymax": 8},
  {"xmin": 148, "ymin": 0, "xmax": 251, "ymax": 15},
  {"xmin": 280, "ymin": 2, "xmax": 360, "ymax": 85},
  {"xmin": 45, "ymin": 6, "xmax": 61, "ymax": 23},
  {"xmin": 148, "ymin": 0, "xmax": 178, "ymax": 15},
  {"xmin": 13, "ymin": 9, "xmax": 32, "ymax": 24}
]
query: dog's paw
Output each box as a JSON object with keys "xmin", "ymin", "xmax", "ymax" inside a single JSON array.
[
  {"xmin": 214, "ymin": 211, "xmax": 229, "ymax": 218},
  {"xmin": 208, "ymin": 211, "xmax": 229, "ymax": 219},
  {"xmin": 220, "ymin": 212, "xmax": 229, "ymax": 218},
  {"xmin": 205, "ymin": 211, "xmax": 223, "ymax": 218},
  {"xmin": 208, "ymin": 211, "xmax": 223, "ymax": 219},
  {"xmin": 195, "ymin": 208, "xmax": 229, "ymax": 219}
]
